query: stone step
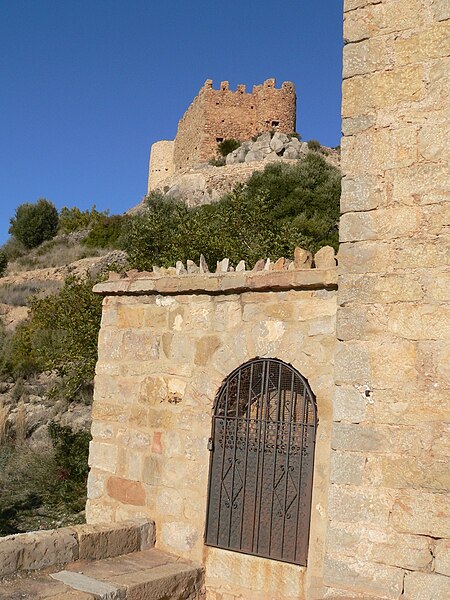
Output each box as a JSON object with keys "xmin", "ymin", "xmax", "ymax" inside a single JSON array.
[
  {"xmin": 58, "ymin": 547, "xmax": 205, "ymax": 600},
  {"xmin": 0, "ymin": 548, "xmax": 205, "ymax": 600}
]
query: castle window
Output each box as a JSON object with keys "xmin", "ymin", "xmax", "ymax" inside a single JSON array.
[
  {"xmin": 271, "ymin": 120, "xmax": 280, "ymax": 128},
  {"xmin": 205, "ymin": 358, "xmax": 317, "ymax": 566}
]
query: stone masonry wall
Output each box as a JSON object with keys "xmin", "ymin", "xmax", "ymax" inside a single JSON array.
[
  {"xmin": 148, "ymin": 140, "xmax": 175, "ymax": 191},
  {"xmin": 172, "ymin": 79, "xmax": 296, "ymax": 171},
  {"xmin": 87, "ymin": 263, "xmax": 337, "ymax": 600},
  {"xmin": 323, "ymin": 1, "xmax": 450, "ymax": 599}
]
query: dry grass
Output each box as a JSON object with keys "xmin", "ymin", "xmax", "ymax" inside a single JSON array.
[
  {"xmin": 0, "ymin": 280, "xmax": 63, "ymax": 306},
  {"xmin": 15, "ymin": 400, "xmax": 26, "ymax": 443},
  {"xmin": 0, "ymin": 400, "xmax": 8, "ymax": 445},
  {"xmin": 10, "ymin": 238, "xmax": 107, "ymax": 273}
]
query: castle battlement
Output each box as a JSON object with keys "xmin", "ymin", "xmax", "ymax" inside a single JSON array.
[{"xmin": 148, "ymin": 78, "xmax": 297, "ymax": 189}]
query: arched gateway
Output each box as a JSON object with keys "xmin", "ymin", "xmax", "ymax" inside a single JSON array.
[{"xmin": 205, "ymin": 358, "xmax": 317, "ymax": 566}]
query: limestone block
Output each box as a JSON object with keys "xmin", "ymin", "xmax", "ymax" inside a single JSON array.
[
  {"xmin": 335, "ymin": 341, "xmax": 371, "ymax": 384},
  {"xmin": 76, "ymin": 520, "xmax": 154, "ymax": 560},
  {"xmin": 395, "ymin": 21, "xmax": 450, "ymax": 66},
  {"xmin": 365, "ymin": 455, "xmax": 449, "ymax": 492},
  {"xmin": 391, "ymin": 490, "xmax": 450, "ymax": 538},
  {"xmin": 322, "ymin": 555, "xmax": 404, "ymax": 599},
  {"xmin": 333, "ymin": 385, "xmax": 367, "ymax": 423},
  {"xmin": 338, "ymin": 272, "xmax": 424, "ymax": 305},
  {"xmin": 330, "ymin": 450, "xmax": 365, "ymax": 485},
  {"xmin": 121, "ymin": 329, "xmax": 160, "ymax": 361},
  {"xmin": 342, "ymin": 114, "xmax": 375, "ymax": 136},
  {"xmin": 161, "ymin": 520, "xmax": 199, "ymax": 554},
  {"xmin": 328, "ymin": 484, "xmax": 393, "ymax": 527},
  {"xmin": 339, "ymin": 207, "xmax": 421, "ymax": 242},
  {"xmin": 343, "ymin": 37, "xmax": 391, "ymax": 79},
  {"xmin": 88, "ymin": 441, "xmax": 119, "ymax": 473},
  {"xmin": 341, "ymin": 175, "xmax": 386, "ymax": 212},
  {"xmin": 433, "ymin": 0, "xmax": 450, "ymax": 21},
  {"xmin": 87, "ymin": 469, "xmax": 106, "ymax": 500},
  {"xmin": 0, "ymin": 528, "xmax": 78, "ymax": 576},
  {"xmin": 388, "ymin": 304, "xmax": 450, "ymax": 340},
  {"xmin": 391, "ymin": 163, "xmax": 449, "ymax": 204},
  {"xmin": 332, "ymin": 423, "xmax": 424, "ymax": 455},
  {"xmin": 194, "ymin": 335, "xmax": 222, "ymax": 366},
  {"xmin": 336, "ymin": 305, "xmax": 387, "ymax": 340},
  {"xmin": 403, "ymin": 571, "xmax": 450, "ymax": 600},
  {"xmin": 342, "ymin": 66, "xmax": 425, "ymax": 118},
  {"xmin": 434, "ymin": 539, "xmax": 450, "ymax": 576}
]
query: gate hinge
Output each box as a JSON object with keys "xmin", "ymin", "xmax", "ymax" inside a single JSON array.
[{"xmin": 207, "ymin": 437, "xmax": 214, "ymax": 451}]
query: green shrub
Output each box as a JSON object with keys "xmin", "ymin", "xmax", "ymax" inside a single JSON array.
[
  {"xmin": 307, "ymin": 139, "xmax": 321, "ymax": 151},
  {"xmin": 209, "ymin": 157, "xmax": 226, "ymax": 167},
  {"xmin": 82, "ymin": 214, "xmax": 127, "ymax": 248},
  {"xmin": 217, "ymin": 139, "xmax": 241, "ymax": 157},
  {"xmin": 58, "ymin": 205, "xmax": 106, "ymax": 234},
  {"xmin": 122, "ymin": 152, "xmax": 340, "ymax": 270},
  {"xmin": 48, "ymin": 422, "xmax": 91, "ymax": 511},
  {"xmin": 0, "ymin": 251, "xmax": 7, "ymax": 277},
  {"xmin": 9, "ymin": 199, "xmax": 59, "ymax": 249},
  {"xmin": 9, "ymin": 276, "xmax": 103, "ymax": 399}
]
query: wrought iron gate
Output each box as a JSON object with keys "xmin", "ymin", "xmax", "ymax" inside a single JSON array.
[{"xmin": 205, "ymin": 358, "xmax": 317, "ymax": 566}]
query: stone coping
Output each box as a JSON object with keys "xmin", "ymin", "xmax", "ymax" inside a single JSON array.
[
  {"xmin": 93, "ymin": 268, "xmax": 338, "ymax": 296},
  {"xmin": 0, "ymin": 520, "xmax": 155, "ymax": 578}
]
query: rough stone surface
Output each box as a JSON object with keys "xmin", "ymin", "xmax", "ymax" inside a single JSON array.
[{"xmin": 325, "ymin": 1, "xmax": 450, "ymax": 598}]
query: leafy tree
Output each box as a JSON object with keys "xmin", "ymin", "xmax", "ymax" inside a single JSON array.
[
  {"xmin": 9, "ymin": 199, "xmax": 59, "ymax": 249},
  {"xmin": 0, "ymin": 251, "xmax": 7, "ymax": 277}
]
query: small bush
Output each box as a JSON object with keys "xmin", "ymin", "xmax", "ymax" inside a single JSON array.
[
  {"xmin": 208, "ymin": 157, "xmax": 226, "ymax": 167},
  {"xmin": 0, "ymin": 251, "xmax": 7, "ymax": 277},
  {"xmin": 307, "ymin": 139, "xmax": 321, "ymax": 151},
  {"xmin": 9, "ymin": 199, "xmax": 59, "ymax": 249},
  {"xmin": 48, "ymin": 422, "xmax": 91, "ymax": 511},
  {"xmin": 288, "ymin": 132, "xmax": 301, "ymax": 140},
  {"xmin": 217, "ymin": 139, "xmax": 241, "ymax": 157},
  {"xmin": 82, "ymin": 214, "xmax": 127, "ymax": 248},
  {"xmin": 58, "ymin": 205, "xmax": 107, "ymax": 234}
]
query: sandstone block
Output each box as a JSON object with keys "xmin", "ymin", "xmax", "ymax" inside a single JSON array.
[
  {"xmin": 403, "ymin": 571, "xmax": 450, "ymax": 600},
  {"xmin": 333, "ymin": 385, "xmax": 367, "ymax": 423},
  {"xmin": 341, "ymin": 174, "xmax": 386, "ymax": 212},
  {"xmin": 330, "ymin": 450, "xmax": 365, "ymax": 485},
  {"xmin": 342, "ymin": 66, "xmax": 425, "ymax": 118},
  {"xmin": 335, "ymin": 341, "xmax": 371, "ymax": 384},
  {"xmin": 323, "ymin": 555, "xmax": 404, "ymax": 599},
  {"xmin": 294, "ymin": 247, "xmax": 312, "ymax": 269},
  {"xmin": 76, "ymin": 521, "xmax": 152, "ymax": 561},
  {"xmin": 434, "ymin": 539, "xmax": 450, "ymax": 576},
  {"xmin": 340, "ymin": 207, "xmax": 421, "ymax": 243},
  {"xmin": 391, "ymin": 490, "xmax": 450, "ymax": 538},
  {"xmin": 365, "ymin": 455, "xmax": 449, "ymax": 492},
  {"xmin": 88, "ymin": 441, "xmax": 119, "ymax": 473},
  {"xmin": 388, "ymin": 304, "xmax": 450, "ymax": 340},
  {"xmin": 395, "ymin": 21, "xmax": 450, "ymax": 66},
  {"xmin": 106, "ymin": 477, "xmax": 146, "ymax": 506},
  {"xmin": 433, "ymin": 0, "xmax": 450, "ymax": 21},
  {"xmin": 328, "ymin": 484, "xmax": 393, "ymax": 527}
]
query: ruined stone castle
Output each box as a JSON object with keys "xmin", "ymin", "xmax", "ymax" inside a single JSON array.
[
  {"xmin": 1, "ymin": 2, "xmax": 448, "ymax": 599},
  {"xmin": 148, "ymin": 78, "xmax": 296, "ymax": 190}
]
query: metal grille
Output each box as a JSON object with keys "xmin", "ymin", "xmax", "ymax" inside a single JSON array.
[{"xmin": 205, "ymin": 358, "xmax": 317, "ymax": 566}]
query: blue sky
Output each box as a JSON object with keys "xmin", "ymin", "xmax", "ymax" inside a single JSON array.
[{"xmin": 0, "ymin": 1, "xmax": 343, "ymax": 246}]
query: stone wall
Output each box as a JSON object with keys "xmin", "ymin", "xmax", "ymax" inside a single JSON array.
[
  {"xmin": 172, "ymin": 79, "xmax": 296, "ymax": 172},
  {"xmin": 323, "ymin": 1, "xmax": 450, "ymax": 598},
  {"xmin": 148, "ymin": 140, "xmax": 175, "ymax": 191},
  {"xmin": 87, "ymin": 261, "xmax": 338, "ymax": 600}
]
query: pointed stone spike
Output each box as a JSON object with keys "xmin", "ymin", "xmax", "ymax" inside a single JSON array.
[
  {"xmin": 199, "ymin": 254, "xmax": 209, "ymax": 274},
  {"xmin": 253, "ymin": 259, "xmax": 265, "ymax": 272},
  {"xmin": 220, "ymin": 258, "xmax": 229, "ymax": 272},
  {"xmin": 187, "ymin": 260, "xmax": 199, "ymax": 274},
  {"xmin": 236, "ymin": 260, "xmax": 246, "ymax": 272},
  {"xmin": 176, "ymin": 261, "xmax": 186, "ymax": 275},
  {"xmin": 294, "ymin": 247, "xmax": 313, "ymax": 269},
  {"xmin": 152, "ymin": 266, "xmax": 161, "ymax": 275},
  {"xmin": 314, "ymin": 245, "xmax": 336, "ymax": 269},
  {"xmin": 274, "ymin": 257, "xmax": 285, "ymax": 271},
  {"xmin": 288, "ymin": 261, "xmax": 296, "ymax": 271},
  {"xmin": 264, "ymin": 258, "xmax": 271, "ymax": 271}
]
